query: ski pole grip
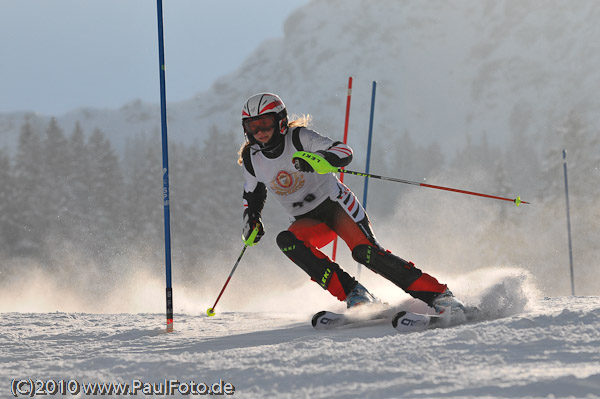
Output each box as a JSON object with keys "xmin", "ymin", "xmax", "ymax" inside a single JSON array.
[
  {"xmin": 243, "ymin": 226, "xmax": 260, "ymax": 247},
  {"xmin": 292, "ymin": 151, "xmax": 338, "ymax": 174}
]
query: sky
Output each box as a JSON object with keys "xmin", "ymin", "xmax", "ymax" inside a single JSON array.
[{"xmin": 0, "ymin": 0, "xmax": 310, "ymax": 116}]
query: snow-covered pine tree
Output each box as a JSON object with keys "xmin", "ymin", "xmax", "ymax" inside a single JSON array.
[
  {"xmin": 66, "ymin": 122, "xmax": 92, "ymax": 244},
  {"xmin": 197, "ymin": 126, "xmax": 240, "ymax": 251},
  {"xmin": 86, "ymin": 128, "xmax": 125, "ymax": 260},
  {"xmin": 168, "ymin": 140, "xmax": 208, "ymax": 273},
  {"xmin": 538, "ymin": 110, "xmax": 600, "ymax": 294},
  {"xmin": 0, "ymin": 150, "xmax": 18, "ymax": 255},
  {"xmin": 42, "ymin": 118, "xmax": 72, "ymax": 244},
  {"xmin": 122, "ymin": 132, "xmax": 163, "ymax": 266},
  {"xmin": 14, "ymin": 120, "xmax": 46, "ymax": 256}
]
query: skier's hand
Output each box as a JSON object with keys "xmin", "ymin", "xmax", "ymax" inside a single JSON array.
[
  {"xmin": 293, "ymin": 151, "xmax": 338, "ymax": 174},
  {"xmin": 293, "ymin": 157, "xmax": 314, "ymax": 173},
  {"xmin": 242, "ymin": 213, "xmax": 265, "ymax": 246}
]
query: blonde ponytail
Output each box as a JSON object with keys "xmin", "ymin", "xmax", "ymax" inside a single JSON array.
[
  {"xmin": 288, "ymin": 114, "xmax": 312, "ymax": 128},
  {"xmin": 237, "ymin": 141, "xmax": 250, "ymax": 165}
]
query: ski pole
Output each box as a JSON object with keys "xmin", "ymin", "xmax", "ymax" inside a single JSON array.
[
  {"xmin": 293, "ymin": 151, "xmax": 530, "ymax": 206},
  {"xmin": 206, "ymin": 227, "xmax": 259, "ymax": 317}
]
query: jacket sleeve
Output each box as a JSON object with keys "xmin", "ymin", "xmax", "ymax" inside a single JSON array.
[
  {"xmin": 241, "ymin": 147, "xmax": 267, "ymax": 218},
  {"xmin": 243, "ymin": 182, "xmax": 266, "ymax": 219},
  {"xmin": 298, "ymin": 128, "xmax": 353, "ymax": 167}
]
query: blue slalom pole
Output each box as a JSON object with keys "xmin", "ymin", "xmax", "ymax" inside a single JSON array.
[
  {"xmin": 562, "ymin": 149, "xmax": 575, "ymax": 295},
  {"xmin": 358, "ymin": 81, "xmax": 377, "ymax": 277},
  {"xmin": 362, "ymin": 81, "xmax": 377, "ymax": 210},
  {"xmin": 156, "ymin": 0, "xmax": 173, "ymax": 331}
]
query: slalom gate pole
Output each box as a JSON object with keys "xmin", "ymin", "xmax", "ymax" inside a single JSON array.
[
  {"xmin": 206, "ymin": 228, "xmax": 259, "ymax": 317},
  {"xmin": 332, "ymin": 77, "xmax": 353, "ymax": 262},
  {"xmin": 562, "ymin": 149, "xmax": 575, "ymax": 295},
  {"xmin": 156, "ymin": 0, "xmax": 174, "ymax": 332},
  {"xmin": 362, "ymin": 81, "xmax": 376, "ymax": 210},
  {"xmin": 358, "ymin": 81, "xmax": 377, "ymax": 277}
]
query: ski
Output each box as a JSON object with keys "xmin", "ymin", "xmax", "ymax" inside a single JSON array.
[
  {"xmin": 311, "ymin": 307, "xmax": 391, "ymax": 330},
  {"xmin": 392, "ymin": 306, "xmax": 480, "ymax": 333},
  {"xmin": 391, "ymin": 310, "xmax": 450, "ymax": 332},
  {"xmin": 312, "ymin": 306, "xmax": 481, "ymax": 332}
]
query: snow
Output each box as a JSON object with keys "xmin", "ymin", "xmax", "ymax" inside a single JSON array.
[
  {"xmin": 3, "ymin": 268, "xmax": 600, "ymax": 398},
  {"xmin": 2, "ymin": 2, "xmax": 600, "ymax": 397}
]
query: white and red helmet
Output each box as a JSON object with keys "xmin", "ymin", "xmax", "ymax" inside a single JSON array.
[{"xmin": 242, "ymin": 93, "xmax": 288, "ymax": 147}]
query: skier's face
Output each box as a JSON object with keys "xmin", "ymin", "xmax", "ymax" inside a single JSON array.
[
  {"xmin": 253, "ymin": 126, "xmax": 275, "ymax": 143},
  {"xmin": 244, "ymin": 114, "xmax": 276, "ymax": 143}
]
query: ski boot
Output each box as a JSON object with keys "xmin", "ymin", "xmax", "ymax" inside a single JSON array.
[
  {"xmin": 431, "ymin": 289, "xmax": 467, "ymax": 323},
  {"xmin": 345, "ymin": 282, "xmax": 380, "ymax": 309}
]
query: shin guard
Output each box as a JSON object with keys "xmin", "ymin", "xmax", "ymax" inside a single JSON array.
[
  {"xmin": 352, "ymin": 244, "xmax": 446, "ymax": 304},
  {"xmin": 277, "ymin": 230, "xmax": 356, "ymax": 301}
]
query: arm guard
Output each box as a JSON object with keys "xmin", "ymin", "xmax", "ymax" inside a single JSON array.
[{"xmin": 316, "ymin": 141, "xmax": 353, "ymax": 167}]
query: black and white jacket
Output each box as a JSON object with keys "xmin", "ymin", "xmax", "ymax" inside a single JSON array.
[{"xmin": 242, "ymin": 127, "xmax": 353, "ymax": 218}]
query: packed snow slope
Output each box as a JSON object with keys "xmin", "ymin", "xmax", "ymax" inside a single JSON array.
[{"xmin": 3, "ymin": 268, "xmax": 600, "ymax": 399}]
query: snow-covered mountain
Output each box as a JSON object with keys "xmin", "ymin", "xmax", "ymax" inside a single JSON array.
[
  {"xmin": 3, "ymin": 268, "xmax": 599, "ymax": 398},
  {"xmin": 2, "ymin": 0, "xmax": 599, "ymax": 156}
]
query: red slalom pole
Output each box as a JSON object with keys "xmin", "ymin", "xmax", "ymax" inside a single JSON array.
[
  {"xmin": 332, "ymin": 77, "xmax": 353, "ymax": 261},
  {"xmin": 340, "ymin": 77, "xmax": 353, "ymax": 182}
]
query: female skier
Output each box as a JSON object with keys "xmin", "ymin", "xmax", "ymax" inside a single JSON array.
[{"xmin": 238, "ymin": 92, "xmax": 464, "ymax": 313}]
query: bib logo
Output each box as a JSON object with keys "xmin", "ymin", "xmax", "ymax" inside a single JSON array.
[{"xmin": 270, "ymin": 170, "xmax": 305, "ymax": 196}]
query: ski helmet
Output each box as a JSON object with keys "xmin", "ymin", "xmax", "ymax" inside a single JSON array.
[{"xmin": 241, "ymin": 93, "xmax": 288, "ymax": 150}]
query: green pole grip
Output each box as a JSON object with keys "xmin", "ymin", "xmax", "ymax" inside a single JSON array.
[
  {"xmin": 292, "ymin": 151, "xmax": 338, "ymax": 174},
  {"xmin": 243, "ymin": 226, "xmax": 260, "ymax": 247}
]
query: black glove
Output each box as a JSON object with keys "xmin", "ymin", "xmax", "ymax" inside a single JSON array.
[
  {"xmin": 242, "ymin": 213, "xmax": 265, "ymax": 245},
  {"xmin": 294, "ymin": 157, "xmax": 314, "ymax": 173}
]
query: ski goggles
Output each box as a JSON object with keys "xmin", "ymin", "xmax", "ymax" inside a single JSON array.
[{"xmin": 243, "ymin": 114, "xmax": 276, "ymax": 135}]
